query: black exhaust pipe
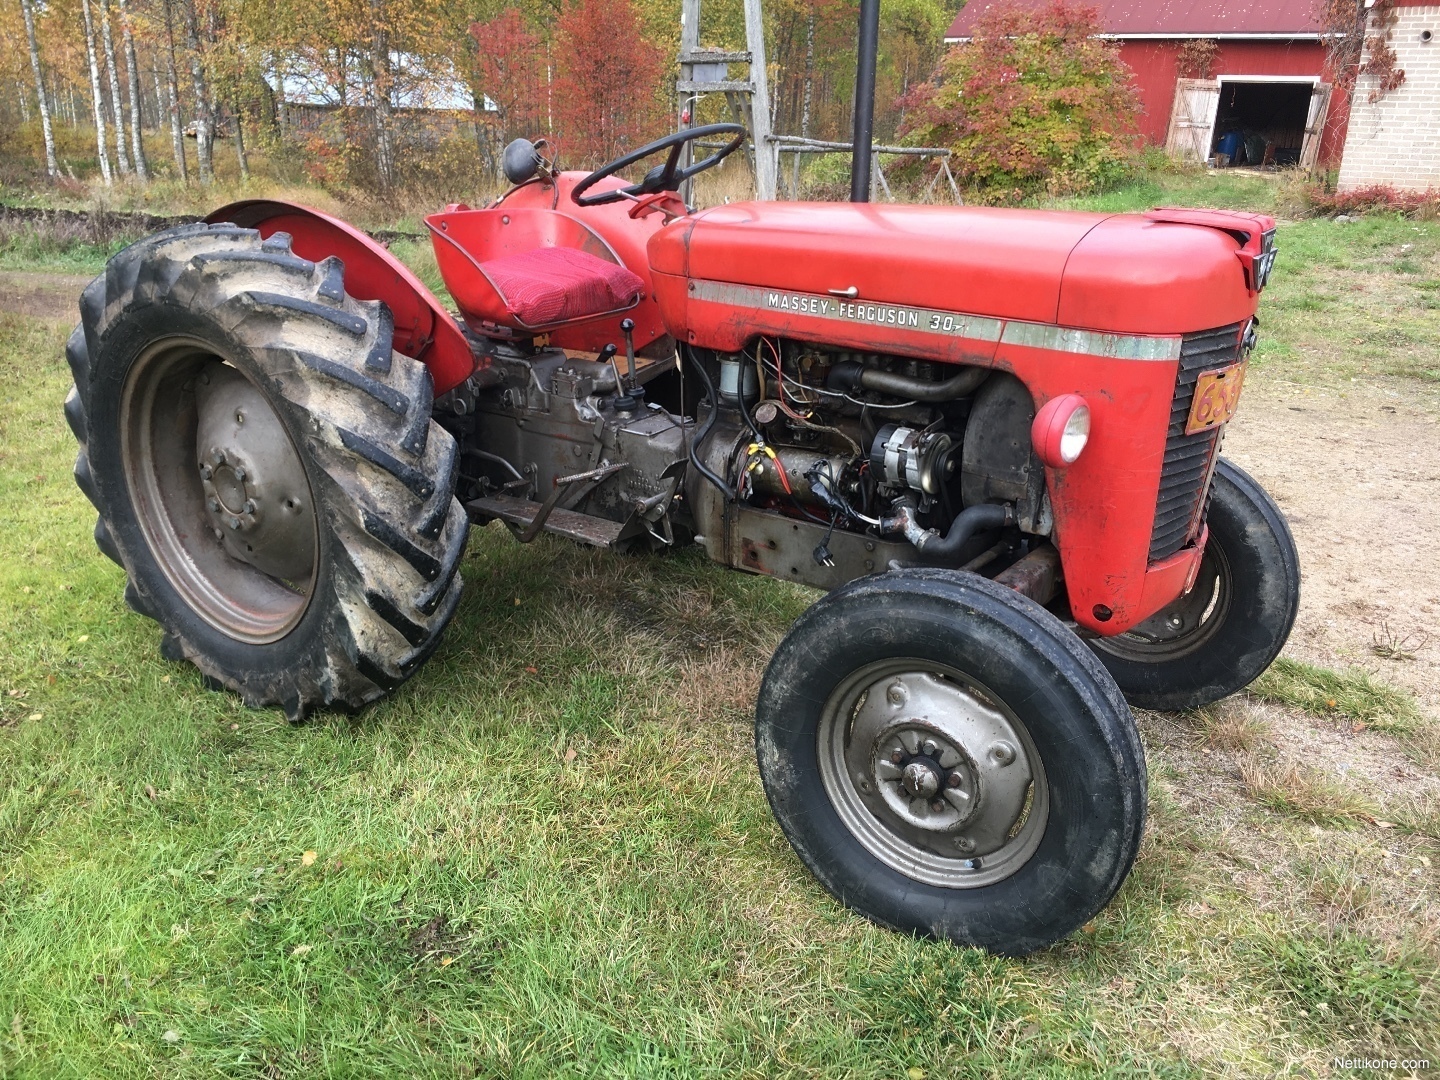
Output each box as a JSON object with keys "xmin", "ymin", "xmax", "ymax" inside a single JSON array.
[{"xmin": 850, "ymin": 0, "xmax": 880, "ymax": 203}]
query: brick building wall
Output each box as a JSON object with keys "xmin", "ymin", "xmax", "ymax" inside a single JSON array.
[{"xmin": 1337, "ymin": 4, "xmax": 1440, "ymax": 190}]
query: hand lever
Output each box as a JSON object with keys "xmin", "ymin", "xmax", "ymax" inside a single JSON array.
[
  {"xmin": 614, "ymin": 319, "xmax": 645, "ymax": 414},
  {"xmin": 620, "ymin": 319, "xmax": 637, "ymax": 390}
]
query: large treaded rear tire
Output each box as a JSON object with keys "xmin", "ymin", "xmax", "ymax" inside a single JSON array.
[{"xmin": 65, "ymin": 222, "xmax": 468, "ymax": 719}]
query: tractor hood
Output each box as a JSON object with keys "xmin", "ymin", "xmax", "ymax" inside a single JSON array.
[{"xmin": 648, "ymin": 202, "xmax": 1264, "ymax": 337}]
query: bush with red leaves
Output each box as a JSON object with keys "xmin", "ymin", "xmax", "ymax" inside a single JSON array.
[
  {"xmin": 1300, "ymin": 183, "xmax": 1440, "ymax": 218},
  {"xmin": 899, "ymin": 0, "xmax": 1140, "ymax": 202}
]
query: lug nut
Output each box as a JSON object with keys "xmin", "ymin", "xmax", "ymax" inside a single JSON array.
[
  {"xmin": 213, "ymin": 527, "xmax": 223, "ymax": 541},
  {"xmin": 954, "ymin": 836, "xmax": 976, "ymax": 853},
  {"xmin": 228, "ymin": 517, "xmax": 241, "ymax": 530},
  {"xmin": 207, "ymin": 497, "xmax": 220, "ymax": 512},
  {"xmin": 930, "ymin": 799, "xmax": 945, "ymax": 813},
  {"xmin": 234, "ymin": 467, "xmax": 247, "ymax": 482},
  {"xmin": 890, "ymin": 749, "xmax": 905, "ymax": 765},
  {"xmin": 989, "ymin": 741, "xmax": 1017, "ymax": 767},
  {"xmin": 947, "ymin": 772, "xmax": 963, "ymax": 789},
  {"xmin": 922, "ymin": 738, "xmax": 939, "ymax": 758},
  {"xmin": 198, "ymin": 463, "xmax": 212, "ymax": 480},
  {"xmin": 243, "ymin": 500, "xmax": 257, "ymax": 514},
  {"xmin": 886, "ymin": 683, "xmax": 907, "ymax": 706},
  {"xmin": 211, "ymin": 448, "xmax": 225, "ymax": 465}
]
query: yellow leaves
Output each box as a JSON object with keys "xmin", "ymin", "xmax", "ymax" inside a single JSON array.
[
  {"xmin": 290, "ymin": 944, "xmax": 312, "ymax": 957},
  {"xmin": 301, "ymin": 850, "xmax": 317, "ymax": 867}
]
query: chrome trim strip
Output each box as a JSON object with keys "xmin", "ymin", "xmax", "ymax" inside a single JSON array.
[
  {"xmin": 999, "ymin": 322, "xmax": 1182, "ymax": 361},
  {"xmin": 687, "ymin": 279, "xmax": 1182, "ymax": 361},
  {"xmin": 689, "ymin": 279, "xmax": 1004, "ymax": 344}
]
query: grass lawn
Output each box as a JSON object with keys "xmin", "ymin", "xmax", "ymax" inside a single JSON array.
[{"xmin": 1, "ymin": 173, "xmax": 1437, "ymax": 1076}]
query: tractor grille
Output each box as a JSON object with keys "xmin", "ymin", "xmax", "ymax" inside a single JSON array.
[{"xmin": 1149, "ymin": 323, "xmax": 1242, "ymax": 562}]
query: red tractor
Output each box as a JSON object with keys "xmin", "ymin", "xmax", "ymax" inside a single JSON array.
[{"xmin": 64, "ymin": 120, "xmax": 1298, "ymax": 955}]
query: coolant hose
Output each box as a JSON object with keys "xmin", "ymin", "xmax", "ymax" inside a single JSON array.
[
  {"xmin": 901, "ymin": 502, "xmax": 1013, "ymax": 561},
  {"xmin": 828, "ymin": 360, "xmax": 990, "ymax": 402},
  {"xmin": 687, "ymin": 350, "xmax": 736, "ymax": 501}
]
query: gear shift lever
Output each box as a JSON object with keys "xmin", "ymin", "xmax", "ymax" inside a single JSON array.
[{"xmin": 614, "ymin": 319, "xmax": 645, "ymax": 414}]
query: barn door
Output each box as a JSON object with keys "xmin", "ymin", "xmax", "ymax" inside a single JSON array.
[
  {"xmin": 1165, "ymin": 79, "xmax": 1221, "ymax": 163},
  {"xmin": 1300, "ymin": 82, "xmax": 1333, "ymax": 170}
]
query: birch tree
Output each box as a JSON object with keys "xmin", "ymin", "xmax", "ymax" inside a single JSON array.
[
  {"xmin": 80, "ymin": 0, "xmax": 113, "ymax": 183},
  {"xmin": 118, "ymin": 0, "xmax": 148, "ymax": 179},
  {"xmin": 183, "ymin": 0, "xmax": 212, "ymax": 182},
  {"xmin": 99, "ymin": 0, "xmax": 131, "ymax": 173},
  {"xmin": 19, "ymin": 0, "xmax": 58, "ymax": 176},
  {"xmin": 162, "ymin": 0, "xmax": 187, "ymax": 181}
]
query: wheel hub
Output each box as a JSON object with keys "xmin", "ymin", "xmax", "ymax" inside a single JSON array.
[
  {"xmin": 195, "ymin": 364, "xmax": 316, "ymax": 584},
  {"xmin": 818, "ymin": 665, "xmax": 1046, "ymax": 888},
  {"xmin": 874, "ymin": 723, "xmax": 978, "ymax": 832}
]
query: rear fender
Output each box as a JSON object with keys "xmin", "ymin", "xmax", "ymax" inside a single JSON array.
[{"xmin": 205, "ymin": 200, "xmax": 476, "ymax": 396}]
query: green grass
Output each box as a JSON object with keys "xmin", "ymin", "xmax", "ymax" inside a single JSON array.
[
  {"xmin": 3, "ymin": 171, "xmax": 1440, "ymax": 1075},
  {"xmin": 1251, "ymin": 657, "xmax": 1426, "ymax": 735}
]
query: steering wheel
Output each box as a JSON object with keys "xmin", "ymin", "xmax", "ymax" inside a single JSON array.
[{"xmin": 570, "ymin": 123, "xmax": 746, "ymax": 208}]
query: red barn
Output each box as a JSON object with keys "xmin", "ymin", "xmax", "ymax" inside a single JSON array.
[{"xmin": 944, "ymin": 0, "xmax": 1349, "ymax": 170}]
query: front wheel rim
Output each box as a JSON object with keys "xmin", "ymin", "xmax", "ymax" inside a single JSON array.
[
  {"xmin": 817, "ymin": 659, "xmax": 1049, "ymax": 889},
  {"xmin": 120, "ymin": 338, "xmax": 319, "ymax": 644},
  {"xmin": 1092, "ymin": 541, "xmax": 1234, "ymax": 663}
]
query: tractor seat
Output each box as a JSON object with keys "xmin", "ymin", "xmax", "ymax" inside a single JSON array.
[
  {"xmin": 480, "ymin": 247, "xmax": 644, "ymax": 328},
  {"xmin": 426, "ymin": 207, "xmax": 644, "ymax": 332}
]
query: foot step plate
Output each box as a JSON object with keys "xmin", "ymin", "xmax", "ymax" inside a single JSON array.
[{"xmin": 467, "ymin": 495, "xmax": 624, "ymax": 548}]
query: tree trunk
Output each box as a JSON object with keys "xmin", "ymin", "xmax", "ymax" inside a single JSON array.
[
  {"xmin": 162, "ymin": 0, "xmax": 188, "ymax": 182},
  {"xmin": 182, "ymin": 0, "xmax": 212, "ymax": 183},
  {"xmin": 118, "ymin": 0, "xmax": 149, "ymax": 179},
  {"xmin": 100, "ymin": 0, "xmax": 131, "ymax": 174},
  {"xmin": 151, "ymin": 67, "xmax": 164, "ymax": 131},
  {"xmin": 19, "ymin": 0, "xmax": 58, "ymax": 176},
  {"xmin": 17, "ymin": 81, "xmax": 31, "ymax": 123},
  {"xmin": 80, "ymin": 0, "xmax": 114, "ymax": 184},
  {"xmin": 232, "ymin": 98, "xmax": 249, "ymax": 179},
  {"xmin": 368, "ymin": 0, "xmax": 395, "ymax": 190}
]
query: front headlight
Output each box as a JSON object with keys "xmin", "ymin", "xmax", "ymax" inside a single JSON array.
[{"xmin": 1032, "ymin": 394, "xmax": 1091, "ymax": 468}]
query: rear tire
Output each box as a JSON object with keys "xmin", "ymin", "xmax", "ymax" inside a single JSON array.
[
  {"xmin": 1088, "ymin": 457, "xmax": 1300, "ymax": 711},
  {"xmin": 66, "ymin": 222, "xmax": 468, "ymax": 719},
  {"xmin": 755, "ymin": 569, "xmax": 1146, "ymax": 956}
]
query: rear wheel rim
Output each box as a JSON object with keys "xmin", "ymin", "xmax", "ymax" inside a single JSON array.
[
  {"xmin": 120, "ymin": 337, "xmax": 319, "ymax": 644},
  {"xmin": 817, "ymin": 659, "xmax": 1049, "ymax": 889}
]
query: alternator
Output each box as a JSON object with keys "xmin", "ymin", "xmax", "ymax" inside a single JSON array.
[{"xmin": 870, "ymin": 425, "xmax": 954, "ymax": 496}]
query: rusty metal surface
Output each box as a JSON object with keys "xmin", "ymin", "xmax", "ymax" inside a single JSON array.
[
  {"xmin": 993, "ymin": 545, "xmax": 1062, "ymax": 606},
  {"xmin": 468, "ymin": 494, "xmax": 625, "ymax": 548},
  {"xmin": 1185, "ymin": 361, "xmax": 1247, "ymax": 436}
]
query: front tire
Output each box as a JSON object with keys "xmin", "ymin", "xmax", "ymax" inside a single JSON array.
[
  {"xmin": 1088, "ymin": 457, "xmax": 1300, "ymax": 712},
  {"xmin": 756, "ymin": 569, "xmax": 1146, "ymax": 956},
  {"xmin": 65, "ymin": 222, "xmax": 468, "ymax": 719}
]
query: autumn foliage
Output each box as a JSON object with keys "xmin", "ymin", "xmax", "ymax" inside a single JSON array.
[
  {"xmin": 471, "ymin": 9, "xmax": 549, "ymax": 151},
  {"xmin": 900, "ymin": 0, "xmax": 1140, "ymax": 202},
  {"xmin": 550, "ymin": 0, "xmax": 668, "ymax": 167}
]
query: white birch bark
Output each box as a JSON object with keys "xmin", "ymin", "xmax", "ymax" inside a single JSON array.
[
  {"xmin": 183, "ymin": 0, "xmax": 212, "ymax": 183},
  {"xmin": 20, "ymin": 0, "xmax": 58, "ymax": 176},
  {"xmin": 99, "ymin": 0, "xmax": 131, "ymax": 174},
  {"xmin": 162, "ymin": 0, "xmax": 188, "ymax": 181},
  {"xmin": 80, "ymin": 0, "xmax": 114, "ymax": 184},
  {"xmin": 118, "ymin": 0, "xmax": 149, "ymax": 179}
]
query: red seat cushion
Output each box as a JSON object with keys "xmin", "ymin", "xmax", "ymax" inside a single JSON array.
[{"xmin": 480, "ymin": 246, "xmax": 644, "ymax": 328}]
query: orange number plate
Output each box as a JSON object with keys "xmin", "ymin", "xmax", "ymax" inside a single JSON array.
[{"xmin": 1185, "ymin": 361, "xmax": 1247, "ymax": 436}]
